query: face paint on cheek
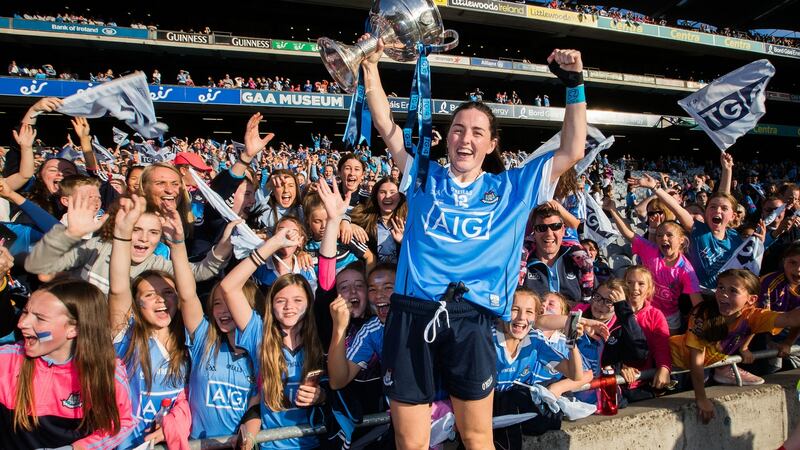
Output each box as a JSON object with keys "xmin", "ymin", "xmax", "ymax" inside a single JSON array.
[{"xmin": 36, "ymin": 331, "xmax": 53, "ymax": 342}]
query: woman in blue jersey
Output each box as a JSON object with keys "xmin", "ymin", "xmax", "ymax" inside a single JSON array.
[
  {"xmin": 360, "ymin": 34, "xmax": 587, "ymax": 449},
  {"xmin": 168, "ymin": 216, "xmax": 260, "ymax": 440},
  {"xmin": 108, "ymin": 195, "xmax": 190, "ymax": 449},
  {"xmin": 220, "ymin": 230, "xmax": 325, "ymax": 449}
]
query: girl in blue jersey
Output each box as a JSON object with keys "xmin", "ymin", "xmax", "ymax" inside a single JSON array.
[
  {"xmin": 350, "ymin": 177, "xmax": 408, "ymax": 264},
  {"xmin": 491, "ymin": 287, "xmax": 588, "ymax": 447},
  {"xmin": 220, "ymin": 229, "xmax": 325, "ymax": 450},
  {"xmin": 361, "ymin": 34, "xmax": 588, "ymax": 449},
  {"xmin": 108, "ymin": 195, "xmax": 190, "ymax": 449},
  {"xmin": 169, "ymin": 217, "xmax": 260, "ymax": 441}
]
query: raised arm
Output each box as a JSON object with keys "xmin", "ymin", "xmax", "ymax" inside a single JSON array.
[
  {"xmin": 71, "ymin": 117, "xmax": 98, "ymax": 172},
  {"xmin": 360, "ymin": 35, "xmax": 409, "ymax": 172},
  {"xmin": 548, "ymin": 49, "xmax": 587, "ymax": 184},
  {"xmin": 236, "ymin": 113, "xmax": 274, "ymax": 178},
  {"xmin": 717, "ymin": 152, "xmax": 733, "ymax": 195},
  {"xmin": 603, "ymin": 197, "xmax": 636, "ymax": 241},
  {"xmin": 219, "ymin": 228, "xmax": 303, "ymax": 331},
  {"xmin": 327, "ymin": 295, "xmax": 363, "ymax": 390},
  {"xmin": 632, "ymin": 174, "xmax": 694, "ymax": 232},
  {"xmin": 546, "ymin": 200, "xmax": 581, "ymax": 230},
  {"xmin": 165, "ymin": 208, "xmax": 210, "ymax": 335},
  {"xmin": 5, "ymin": 124, "xmax": 36, "ymax": 192},
  {"xmin": 108, "ymin": 195, "xmax": 146, "ymax": 334}
]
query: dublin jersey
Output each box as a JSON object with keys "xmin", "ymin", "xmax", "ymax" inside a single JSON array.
[
  {"xmin": 237, "ymin": 311, "xmax": 319, "ymax": 450},
  {"xmin": 113, "ymin": 325, "xmax": 187, "ymax": 449},
  {"xmin": 398, "ymin": 154, "xmax": 555, "ymax": 320},
  {"xmin": 688, "ymin": 221, "xmax": 742, "ymax": 289},
  {"xmin": 346, "ymin": 316, "xmax": 384, "ymax": 368},
  {"xmin": 493, "ymin": 328, "xmax": 563, "ymax": 391},
  {"xmin": 187, "ymin": 318, "xmax": 256, "ymax": 439}
]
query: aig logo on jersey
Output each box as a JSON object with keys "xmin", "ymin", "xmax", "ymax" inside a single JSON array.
[
  {"xmin": 206, "ymin": 380, "xmax": 250, "ymax": 411},
  {"xmin": 423, "ymin": 203, "xmax": 494, "ymax": 243}
]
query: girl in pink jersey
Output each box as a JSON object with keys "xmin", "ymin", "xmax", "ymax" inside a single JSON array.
[
  {"xmin": 606, "ymin": 206, "xmax": 703, "ymax": 333},
  {"xmin": 0, "ymin": 279, "xmax": 134, "ymax": 449}
]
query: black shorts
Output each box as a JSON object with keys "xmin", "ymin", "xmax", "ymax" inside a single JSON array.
[{"xmin": 381, "ymin": 294, "xmax": 497, "ymax": 404}]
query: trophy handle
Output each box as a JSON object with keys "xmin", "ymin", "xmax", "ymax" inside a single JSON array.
[{"xmin": 429, "ymin": 29, "xmax": 459, "ymax": 53}]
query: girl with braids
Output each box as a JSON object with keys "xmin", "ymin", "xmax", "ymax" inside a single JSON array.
[
  {"xmin": 220, "ymin": 229, "xmax": 325, "ymax": 450},
  {"xmin": 349, "ymin": 176, "xmax": 408, "ymax": 264},
  {"xmin": 108, "ymin": 195, "xmax": 190, "ymax": 449},
  {"xmin": 0, "ymin": 279, "xmax": 134, "ymax": 449}
]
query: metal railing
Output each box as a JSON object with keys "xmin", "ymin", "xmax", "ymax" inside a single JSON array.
[{"xmin": 156, "ymin": 345, "xmax": 800, "ymax": 450}]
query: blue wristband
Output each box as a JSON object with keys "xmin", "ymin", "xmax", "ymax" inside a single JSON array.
[{"xmin": 566, "ymin": 85, "xmax": 586, "ymax": 105}]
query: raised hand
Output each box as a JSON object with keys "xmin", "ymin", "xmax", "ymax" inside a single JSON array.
[
  {"xmin": 29, "ymin": 97, "xmax": 63, "ymax": 114},
  {"xmin": 71, "ymin": 117, "xmax": 91, "ymax": 139},
  {"xmin": 547, "ymin": 49, "xmax": 583, "ymax": 73},
  {"xmin": 629, "ymin": 173, "xmax": 658, "ymax": 190},
  {"xmin": 358, "ymin": 33, "xmax": 385, "ymax": 66},
  {"xmin": 65, "ymin": 191, "xmax": 110, "ymax": 239},
  {"xmin": 608, "ymin": 286, "xmax": 626, "ymax": 303},
  {"xmin": 330, "ymin": 295, "xmax": 352, "ymax": 334},
  {"xmin": 720, "ymin": 152, "xmax": 734, "ymax": 171},
  {"xmin": 317, "ymin": 178, "xmax": 346, "ymax": 220},
  {"xmin": 160, "ymin": 207, "xmax": 185, "ymax": 243},
  {"xmin": 244, "ymin": 113, "xmax": 275, "ymax": 159},
  {"xmin": 12, "ymin": 124, "xmax": 36, "ymax": 148},
  {"xmin": 390, "ymin": 217, "xmax": 405, "ymax": 243},
  {"xmin": 113, "ymin": 195, "xmax": 146, "ymax": 238},
  {"xmin": 268, "ymin": 227, "xmax": 303, "ymax": 250}
]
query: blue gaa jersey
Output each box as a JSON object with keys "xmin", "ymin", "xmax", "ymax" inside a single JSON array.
[
  {"xmin": 494, "ymin": 327, "xmax": 563, "ymax": 392},
  {"xmin": 114, "ymin": 324, "xmax": 187, "ymax": 449},
  {"xmin": 187, "ymin": 318, "xmax": 257, "ymax": 439},
  {"xmin": 574, "ymin": 333, "xmax": 603, "ymax": 405},
  {"xmin": 346, "ymin": 317, "xmax": 384, "ymax": 368},
  {"xmin": 398, "ymin": 154, "xmax": 555, "ymax": 320},
  {"xmin": 688, "ymin": 220, "xmax": 742, "ymax": 288},
  {"xmin": 237, "ymin": 311, "xmax": 319, "ymax": 450},
  {"xmin": 253, "ymin": 256, "xmax": 318, "ymax": 293},
  {"xmin": 531, "ymin": 331, "xmax": 570, "ymax": 384}
]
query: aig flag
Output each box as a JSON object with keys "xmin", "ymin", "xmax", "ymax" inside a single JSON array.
[{"xmin": 678, "ymin": 59, "xmax": 775, "ymax": 151}]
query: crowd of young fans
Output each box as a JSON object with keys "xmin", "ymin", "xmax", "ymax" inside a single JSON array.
[{"xmin": 0, "ymin": 81, "xmax": 798, "ymax": 450}]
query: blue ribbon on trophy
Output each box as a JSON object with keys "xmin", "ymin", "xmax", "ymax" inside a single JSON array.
[
  {"xmin": 342, "ymin": 20, "xmax": 374, "ymax": 149},
  {"xmin": 401, "ymin": 43, "xmax": 433, "ymax": 192}
]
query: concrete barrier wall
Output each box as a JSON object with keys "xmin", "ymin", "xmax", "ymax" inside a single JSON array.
[{"xmin": 479, "ymin": 369, "xmax": 800, "ymax": 449}]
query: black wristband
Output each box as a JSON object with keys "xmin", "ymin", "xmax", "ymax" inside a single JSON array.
[
  {"xmin": 548, "ymin": 61, "xmax": 584, "ymax": 88},
  {"xmin": 113, "ymin": 235, "xmax": 132, "ymax": 242}
]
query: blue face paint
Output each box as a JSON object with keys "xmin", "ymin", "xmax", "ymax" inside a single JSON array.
[{"xmin": 36, "ymin": 331, "xmax": 53, "ymax": 342}]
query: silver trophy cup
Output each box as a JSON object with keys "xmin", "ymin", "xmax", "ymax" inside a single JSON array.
[{"xmin": 317, "ymin": 0, "xmax": 459, "ymax": 93}]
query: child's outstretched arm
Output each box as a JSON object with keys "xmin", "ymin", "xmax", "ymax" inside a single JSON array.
[
  {"xmin": 603, "ymin": 196, "xmax": 636, "ymax": 241},
  {"xmin": 690, "ymin": 347, "xmax": 714, "ymax": 424},
  {"xmin": 630, "ymin": 174, "xmax": 694, "ymax": 233}
]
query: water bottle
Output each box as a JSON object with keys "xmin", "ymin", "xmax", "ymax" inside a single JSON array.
[
  {"xmin": 150, "ymin": 398, "xmax": 173, "ymax": 432},
  {"xmin": 597, "ymin": 367, "xmax": 618, "ymax": 416}
]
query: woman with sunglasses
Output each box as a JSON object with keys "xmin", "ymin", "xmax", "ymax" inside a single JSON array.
[{"xmin": 359, "ymin": 34, "xmax": 587, "ymax": 449}]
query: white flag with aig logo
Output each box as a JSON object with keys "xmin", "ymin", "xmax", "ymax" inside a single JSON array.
[{"xmin": 678, "ymin": 59, "xmax": 775, "ymax": 151}]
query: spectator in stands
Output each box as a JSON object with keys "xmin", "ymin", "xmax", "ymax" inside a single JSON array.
[
  {"xmin": 349, "ymin": 176, "xmax": 407, "ymax": 264},
  {"xmin": 7, "ymin": 60, "xmax": 19, "ymax": 76},
  {"xmin": 756, "ymin": 242, "xmax": 800, "ymax": 373},
  {"xmin": 524, "ymin": 204, "xmax": 593, "ymax": 303},
  {"xmin": 618, "ymin": 266, "xmax": 672, "ymax": 401},
  {"xmin": 220, "ymin": 229, "xmax": 325, "ymax": 450},
  {"xmin": 0, "ymin": 279, "xmax": 135, "ymax": 449},
  {"xmin": 108, "ymin": 196, "xmax": 191, "ymax": 448},
  {"xmin": 670, "ymin": 269, "xmax": 800, "ymax": 424},
  {"xmin": 151, "ymin": 69, "xmax": 161, "ymax": 85},
  {"xmin": 177, "ymin": 70, "xmax": 189, "ymax": 85}
]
